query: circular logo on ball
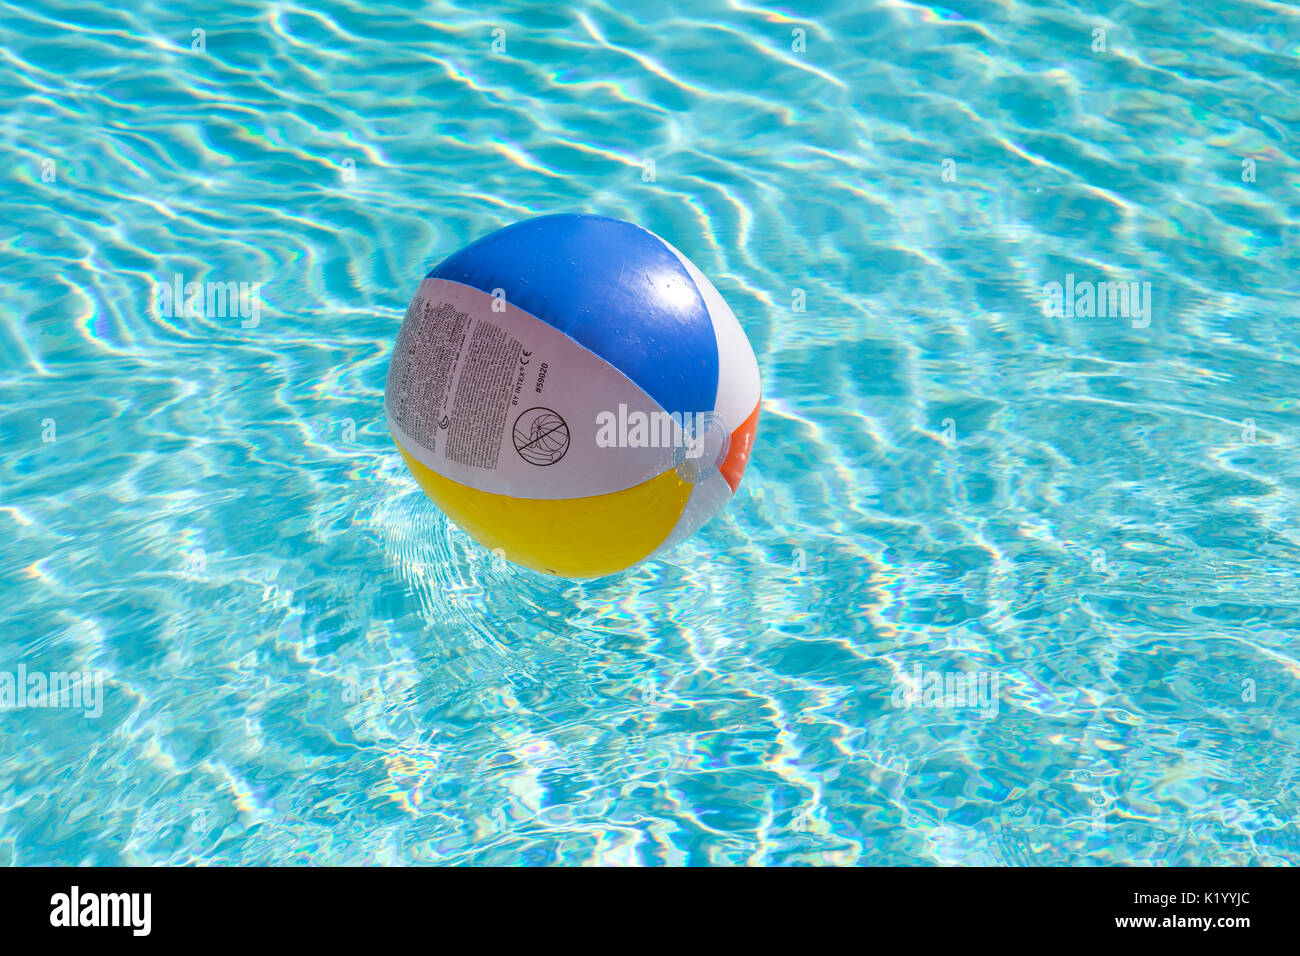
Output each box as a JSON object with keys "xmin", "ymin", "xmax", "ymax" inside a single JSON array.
[{"xmin": 513, "ymin": 407, "xmax": 570, "ymax": 466}]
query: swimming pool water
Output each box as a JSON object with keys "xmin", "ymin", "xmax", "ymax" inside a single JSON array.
[{"xmin": 1, "ymin": 0, "xmax": 1298, "ymax": 865}]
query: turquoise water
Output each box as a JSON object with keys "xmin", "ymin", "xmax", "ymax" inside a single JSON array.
[{"xmin": 2, "ymin": 0, "xmax": 1299, "ymax": 866}]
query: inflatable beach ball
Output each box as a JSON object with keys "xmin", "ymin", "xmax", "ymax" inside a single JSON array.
[{"xmin": 385, "ymin": 214, "xmax": 761, "ymax": 578}]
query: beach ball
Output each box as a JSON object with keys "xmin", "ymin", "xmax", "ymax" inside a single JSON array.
[{"xmin": 385, "ymin": 214, "xmax": 761, "ymax": 577}]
